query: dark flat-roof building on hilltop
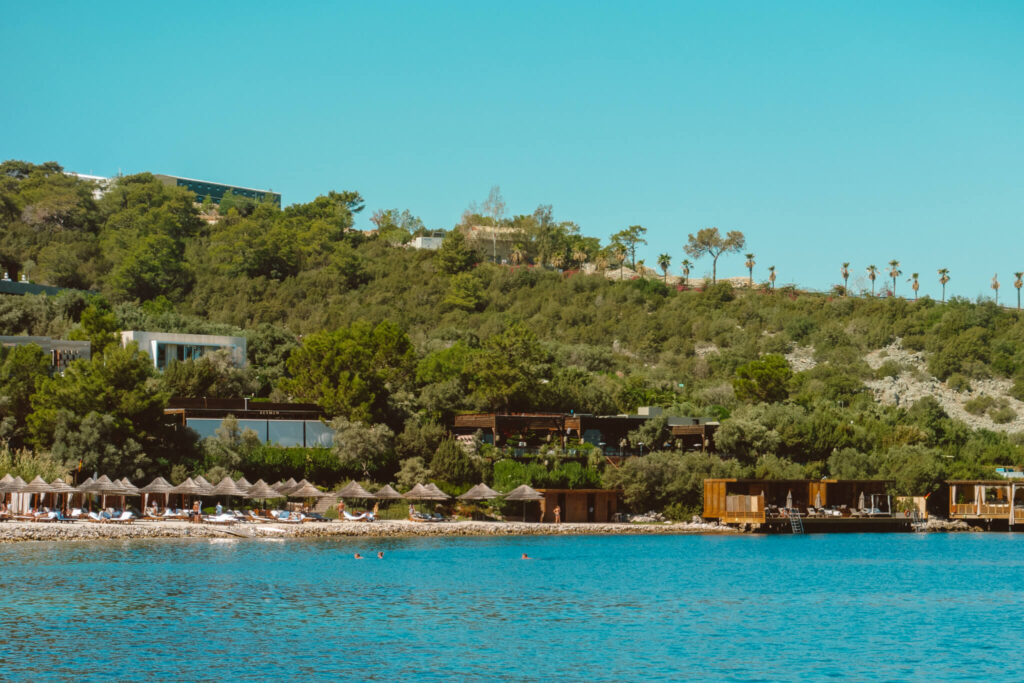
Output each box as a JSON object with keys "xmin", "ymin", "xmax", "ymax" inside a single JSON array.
[{"xmin": 153, "ymin": 174, "xmax": 281, "ymax": 207}]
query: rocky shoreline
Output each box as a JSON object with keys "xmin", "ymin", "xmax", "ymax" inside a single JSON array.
[
  {"xmin": 0, "ymin": 516, "xmax": 986, "ymax": 544},
  {"xmin": 0, "ymin": 519, "xmax": 738, "ymax": 543}
]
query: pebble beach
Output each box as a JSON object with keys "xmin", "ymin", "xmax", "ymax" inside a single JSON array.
[{"xmin": 0, "ymin": 518, "xmax": 739, "ymax": 543}]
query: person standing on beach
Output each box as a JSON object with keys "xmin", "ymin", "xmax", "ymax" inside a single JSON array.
[
  {"xmin": 553, "ymin": 505, "xmax": 561, "ymax": 524},
  {"xmin": 192, "ymin": 500, "xmax": 201, "ymax": 524},
  {"xmin": 337, "ymin": 500, "xmax": 345, "ymax": 519}
]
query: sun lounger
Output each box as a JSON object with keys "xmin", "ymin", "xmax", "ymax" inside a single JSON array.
[
  {"xmin": 343, "ymin": 511, "xmax": 372, "ymax": 522},
  {"xmin": 273, "ymin": 511, "xmax": 304, "ymax": 524},
  {"xmin": 202, "ymin": 513, "xmax": 237, "ymax": 525},
  {"xmin": 106, "ymin": 511, "xmax": 135, "ymax": 524}
]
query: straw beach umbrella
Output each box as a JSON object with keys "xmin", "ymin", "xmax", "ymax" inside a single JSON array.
[
  {"xmin": 193, "ymin": 476, "xmax": 216, "ymax": 495},
  {"xmin": 288, "ymin": 480, "xmax": 325, "ymax": 498},
  {"xmin": 235, "ymin": 477, "xmax": 252, "ymax": 493},
  {"xmin": 171, "ymin": 477, "xmax": 205, "ymax": 511},
  {"xmin": 48, "ymin": 478, "xmax": 76, "ymax": 512},
  {"xmin": 140, "ymin": 476, "xmax": 174, "ymax": 511},
  {"xmin": 337, "ymin": 481, "xmax": 374, "ymax": 499},
  {"xmin": 22, "ymin": 476, "xmax": 51, "ymax": 510},
  {"xmin": 504, "ymin": 484, "xmax": 544, "ymax": 522},
  {"xmin": 245, "ymin": 479, "xmax": 283, "ymax": 509},
  {"xmin": 424, "ymin": 483, "xmax": 451, "ymax": 500},
  {"xmin": 458, "ymin": 483, "xmax": 500, "ymax": 501},
  {"xmin": 402, "ymin": 483, "xmax": 431, "ymax": 499},
  {"xmin": 212, "ymin": 477, "xmax": 247, "ymax": 511},
  {"xmin": 373, "ymin": 484, "xmax": 402, "ymax": 500}
]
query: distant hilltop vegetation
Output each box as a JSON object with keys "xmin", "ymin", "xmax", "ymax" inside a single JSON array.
[{"xmin": 2, "ymin": 160, "xmax": 1023, "ymax": 514}]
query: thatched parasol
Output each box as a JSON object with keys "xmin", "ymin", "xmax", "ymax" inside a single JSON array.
[
  {"xmin": 21, "ymin": 475, "xmax": 51, "ymax": 494},
  {"xmin": 119, "ymin": 478, "xmax": 141, "ymax": 495},
  {"xmin": 212, "ymin": 477, "xmax": 246, "ymax": 497},
  {"xmin": 337, "ymin": 481, "xmax": 374, "ymax": 499},
  {"xmin": 171, "ymin": 477, "xmax": 205, "ymax": 495},
  {"xmin": 274, "ymin": 478, "xmax": 299, "ymax": 495},
  {"xmin": 140, "ymin": 476, "xmax": 174, "ymax": 494},
  {"xmin": 22, "ymin": 476, "xmax": 51, "ymax": 509},
  {"xmin": 235, "ymin": 477, "xmax": 252, "ymax": 493},
  {"xmin": 373, "ymin": 484, "xmax": 402, "ymax": 500},
  {"xmin": 0, "ymin": 473, "xmax": 13, "ymax": 486},
  {"xmin": 245, "ymin": 479, "xmax": 283, "ymax": 500},
  {"xmin": 288, "ymin": 480, "xmax": 325, "ymax": 498},
  {"xmin": 47, "ymin": 477, "xmax": 77, "ymax": 511},
  {"xmin": 401, "ymin": 483, "xmax": 431, "ymax": 500},
  {"xmin": 193, "ymin": 476, "xmax": 216, "ymax": 495},
  {"xmin": 458, "ymin": 483, "xmax": 500, "ymax": 501},
  {"xmin": 504, "ymin": 484, "xmax": 544, "ymax": 522},
  {"xmin": 504, "ymin": 484, "xmax": 544, "ymax": 501},
  {"xmin": 47, "ymin": 478, "xmax": 76, "ymax": 494},
  {"xmin": 424, "ymin": 483, "xmax": 451, "ymax": 500}
]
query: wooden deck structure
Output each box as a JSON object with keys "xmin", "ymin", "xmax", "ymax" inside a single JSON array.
[
  {"xmin": 703, "ymin": 478, "xmax": 911, "ymax": 533},
  {"xmin": 452, "ymin": 412, "xmax": 718, "ymax": 453},
  {"xmin": 948, "ymin": 480, "xmax": 1024, "ymax": 527}
]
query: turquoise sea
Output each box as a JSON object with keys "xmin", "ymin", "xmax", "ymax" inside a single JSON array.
[{"xmin": 1, "ymin": 533, "xmax": 1023, "ymax": 681}]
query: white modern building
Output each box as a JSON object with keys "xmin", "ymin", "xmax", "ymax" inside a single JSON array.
[
  {"xmin": 121, "ymin": 331, "xmax": 247, "ymax": 371},
  {"xmin": 410, "ymin": 235, "xmax": 444, "ymax": 250}
]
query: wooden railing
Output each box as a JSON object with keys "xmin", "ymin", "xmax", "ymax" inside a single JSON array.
[{"xmin": 951, "ymin": 502, "xmax": 1011, "ymax": 517}]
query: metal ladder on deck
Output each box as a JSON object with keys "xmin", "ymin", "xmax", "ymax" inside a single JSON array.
[
  {"xmin": 788, "ymin": 508, "xmax": 804, "ymax": 534},
  {"xmin": 910, "ymin": 509, "xmax": 927, "ymax": 532}
]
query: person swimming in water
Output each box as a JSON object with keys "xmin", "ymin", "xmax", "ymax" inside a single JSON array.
[
  {"xmin": 354, "ymin": 553, "xmax": 364, "ymax": 559},
  {"xmin": 377, "ymin": 551, "xmax": 384, "ymax": 559},
  {"xmin": 521, "ymin": 553, "xmax": 530, "ymax": 560}
]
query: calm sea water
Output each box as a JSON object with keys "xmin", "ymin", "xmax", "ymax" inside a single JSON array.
[{"xmin": 1, "ymin": 533, "xmax": 1022, "ymax": 681}]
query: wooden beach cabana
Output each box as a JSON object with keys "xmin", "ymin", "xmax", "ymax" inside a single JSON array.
[
  {"xmin": 947, "ymin": 480, "xmax": 1024, "ymax": 528},
  {"xmin": 536, "ymin": 489, "xmax": 620, "ymax": 523},
  {"xmin": 703, "ymin": 478, "xmax": 910, "ymax": 533}
]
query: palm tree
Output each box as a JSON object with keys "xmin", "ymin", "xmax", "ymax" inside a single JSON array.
[
  {"xmin": 510, "ymin": 246, "xmax": 526, "ymax": 265},
  {"xmin": 550, "ymin": 252, "xmax": 566, "ymax": 270},
  {"xmin": 768, "ymin": 265, "xmax": 776, "ymax": 290},
  {"xmin": 613, "ymin": 246, "xmax": 626, "ymax": 280},
  {"xmin": 992, "ymin": 273, "xmax": 1000, "ymax": 305},
  {"xmin": 572, "ymin": 247, "xmax": 589, "ymax": 269},
  {"xmin": 656, "ymin": 253, "xmax": 671, "ymax": 283},
  {"xmin": 595, "ymin": 251, "xmax": 609, "ymax": 271},
  {"xmin": 888, "ymin": 260, "xmax": 901, "ymax": 297},
  {"xmin": 744, "ymin": 253, "xmax": 756, "ymax": 287},
  {"xmin": 840, "ymin": 262, "xmax": 850, "ymax": 296},
  {"xmin": 1015, "ymin": 272, "xmax": 1023, "ymax": 310},
  {"xmin": 938, "ymin": 268, "xmax": 950, "ymax": 302},
  {"xmin": 908, "ymin": 273, "xmax": 919, "ymax": 301},
  {"xmin": 867, "ymin": 265, "xmax": 878, "ymax": 296},
  {"xmin": 680, "ymin": 258, "xmax": 692, "ymax": 287}
]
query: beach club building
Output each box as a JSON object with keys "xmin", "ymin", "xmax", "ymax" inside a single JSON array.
[
  {"xmin": 121, "ymin": 331, "xmax": 247, "ymax": 371},
  {"xmin": 165, "ymin": 398, "xmax": 334, "ymax": 448},
  {"xmin": 451, "ymin": 408, "xmax": 719, "ymax": 456}
]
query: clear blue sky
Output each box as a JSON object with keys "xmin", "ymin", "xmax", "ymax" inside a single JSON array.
[{"xmin": 4, "ymin": 1, "xmax": 1022, "ymax": 300}]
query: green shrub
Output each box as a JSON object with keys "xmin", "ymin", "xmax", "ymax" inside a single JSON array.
[
  {"xmin": 946, "ymin": 373, "xmax": 971, "ymax": 392},
  {"xmin": 875, "ymin": 360, "xmax": 903, "ymax": 379},
  {"xmin": 991, "ymin": 406, "xmax": 1016, "ymax": 424},
  {"xmin": 964, "ymin": 395, "xmax": 997, "ymax": 416},
  {"xmin": 1010, "ymin": 378, "xmax": 1024, "ymax": 402}
]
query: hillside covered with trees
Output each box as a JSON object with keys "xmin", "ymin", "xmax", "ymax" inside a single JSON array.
[{"xmin": 2, "ymin": 160, "xmax": 1024, "ymax": 517}]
